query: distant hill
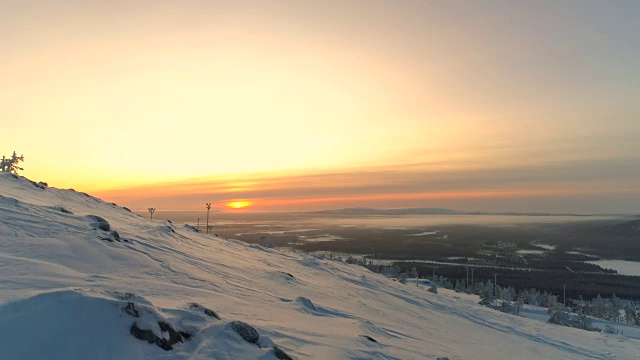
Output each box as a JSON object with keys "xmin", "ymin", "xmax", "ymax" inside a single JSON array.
[
  {"xmin": 312, "ymin": 207, "xmax": 463, "ymax": 215},
  {"xmin": 311, "ymin": 207, "xmax": 592, "ymax": 217},
  {"xmin": 609, "ymin": 219, "xmax": 640, "ymax": 235}
]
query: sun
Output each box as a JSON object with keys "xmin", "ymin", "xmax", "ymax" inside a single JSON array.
[{"xmin": 227, "ymin": 201, "xmax": 251, "ymax": 209}]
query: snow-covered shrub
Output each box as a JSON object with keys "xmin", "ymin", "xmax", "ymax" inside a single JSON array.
[
  {"xmin": 602, "ymin": 325, "xmax": 619, "ymax": 334},
  {"xmin": 548, "ymin": 304, "xmax": 594, "ymax": 330},
  {"xmin": 548, "ymin": 304, "xmax": 571, "ymax": 326},
  {"xmin": 260, "ymin": 236, "xmax": 275, "ymax": 248},
  {"xmin": 573, "ymin": 309, "xmax": 593, "ymax": 330}
]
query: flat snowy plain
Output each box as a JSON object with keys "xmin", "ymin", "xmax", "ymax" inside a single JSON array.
[{"xmin": 1, "ymin": 173, "xmax": 638, "ymax": 359}]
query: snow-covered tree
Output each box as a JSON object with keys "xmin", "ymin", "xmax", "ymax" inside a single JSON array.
[
  {"xmin": 525, "ymin": 288, "xmax": 541, "ymax": 306},
  {"xmin": 480, "ymin": 280, "xmax": 496, "ymax": 306},
  {"xmin": 609, "ymin": 294, "xmax": 623, "ymax": 322},
  {"xmin": 574, "ymin": 308, "xmax": 593, "ymax": 330},
  {"xmin": 428, "ymin": 283, "xmax": 438, "ymax": 294},
  {"xmin": 500, "ymin": 300, "xmax": 516, "ymax": 315},
  {"xmin": 0, "ymin": 151, "xmax": 25, "ymax": 174},
  {"xmin": 389, "ymin": 265, "xmax": 401, "ymax": 278},
  {"xmin": 399, "ymin": 272, "xmax": 408, "ymax": 284},
  {"xmin": 515, "ymin": 295, "xmax": 525, "ymax": 315},
  {"xmin": 624, "ymin": 304, "xmax": 637, "ymax": 325},
  {"xmin": 508, "ymin": 286, "xmax": 517, "ymax": 302},
  {"xmin": 440, "ymin": 277, "xmax": 453, "ymax": 289},
  {"xmin": 548, "ymin": 303, "xmax": 571, "ymax": 326},
  {"xmin": 499, "ymin": 286, "xmax": 513, "ymax": 302},
  {"xmin": 410, "ymin": 267, "xmax": 419, "ymax": 280},
  {"xmin": 591, "ymin": 294, "xmax": 606, "ymax": 319},
  {"xmin": 539, "ymin": 291, "xmax": 550, "ymax": 307}
]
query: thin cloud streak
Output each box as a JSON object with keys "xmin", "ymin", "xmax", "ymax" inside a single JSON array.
[{"xmin": 95, "ymin": 157, "xmax": 640, "ymax": 213}]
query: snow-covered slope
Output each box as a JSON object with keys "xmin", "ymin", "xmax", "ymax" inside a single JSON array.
[{"xmin": 1, "ymin": 173, "xmax": 638, "ymax": 359}]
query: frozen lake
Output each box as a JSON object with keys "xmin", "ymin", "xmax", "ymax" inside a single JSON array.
[{"xmin": 587, "ymin": 260, "xmax": 640, "ymax": 276}]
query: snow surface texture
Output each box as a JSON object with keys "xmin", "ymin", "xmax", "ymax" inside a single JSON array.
[{"xmin": 0, "ymin": 173, "xmax": 638, "ymax": 359}]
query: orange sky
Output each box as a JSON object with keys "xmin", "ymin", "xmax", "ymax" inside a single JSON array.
[
  {"xmin": 2, "ymin": 1, "xmax": 640, "ymax": 213},
  {"xmin": 93, "ymin": 160, "xmax": 640, "ymax": 213}
]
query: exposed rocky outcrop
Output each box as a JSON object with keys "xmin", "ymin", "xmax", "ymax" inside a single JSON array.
[
  {"xmin": 123, "ymin": 302, "xmax": 139, "ymax": 317},
  {"xmin": 88, "ymin": 215, "xmax": 110, "ymax": 231},
  {"xmin": 189, "ymin": 303, "xmax": 220, "ymax": 320},
  {"xmin": 273, "ymin": 346, "xmax": 294, "ymax": 360},
  {"xmin": 229, "ymin": 321, "xmax": 260, "ymax": 344},
  {"xmin": 360, "ymin": 335, "xmax": 378, "ymax": 343}
]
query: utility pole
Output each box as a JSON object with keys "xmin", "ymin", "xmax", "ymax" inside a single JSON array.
[
  {"xmin": 471, "ymin": 268, "xmax": 474, "ymax": 291},
  {"xmin": 493, "ymin": 273, "xmax": 498, "ymax": 306},
  {"xmin": 148, "ymin": 208, "xmax": 155, "ymax": 219},
  {"xmin": 466, "ymin": 266, "xmax": 469, "ymax": 289},
  {"xmin": 205, "ymin": 203, "xmax": 211, "ymax": 234}
]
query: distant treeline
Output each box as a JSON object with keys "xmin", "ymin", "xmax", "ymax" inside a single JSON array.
[
  {"xmin": 394, "ymin": 262, "xmax": 640, "ymax": 300},
  {"xmin": 217, "ymin": 218, "xmax": 640, "ymax": 299}
]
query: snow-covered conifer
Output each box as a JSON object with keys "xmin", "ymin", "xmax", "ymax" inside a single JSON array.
[
  {"xmin": 624, "ymin": 304, "xmax": 636, "ymax": 325},
  {"xmin": 515, "ymin": 295, "xmax": 525, "ymax": 315},
  {"xmin": 591, "ymin": 294, "xmax": 605, "ymax": 319},
  {"xmin": 410, "ymin": 267, "xmax": 418, "ymax": 280},
  {"xmin": 399, "ymin": 272, "xmax": 408, "ymax": 284},
  {"xmin": 428, "ymin": 284, "xmax": 438, "ymax": 294},
  {"xmin": 1, "ymin": 151, "xmax": 25, "ymax": 174},
  {"xmin": 481, "ymin": 280, "xmax": 496, "ymax": 306},
  {"xmin": 526, "ymin": 288, "xmax": 541, "ymax": 306}
]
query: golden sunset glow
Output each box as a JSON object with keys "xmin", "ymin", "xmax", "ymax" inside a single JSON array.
[
  {"xmin": 228, "ymin": 201, "xmax": 251, "ymax": 209},
  {"xmin": 2, "ymin": 1, "xmax": 639, "ymax": 213}
]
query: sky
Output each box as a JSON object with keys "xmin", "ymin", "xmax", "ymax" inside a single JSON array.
[{"xmin": 2, "ymin": 0, "xmax": 639, "ymax": 213}]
